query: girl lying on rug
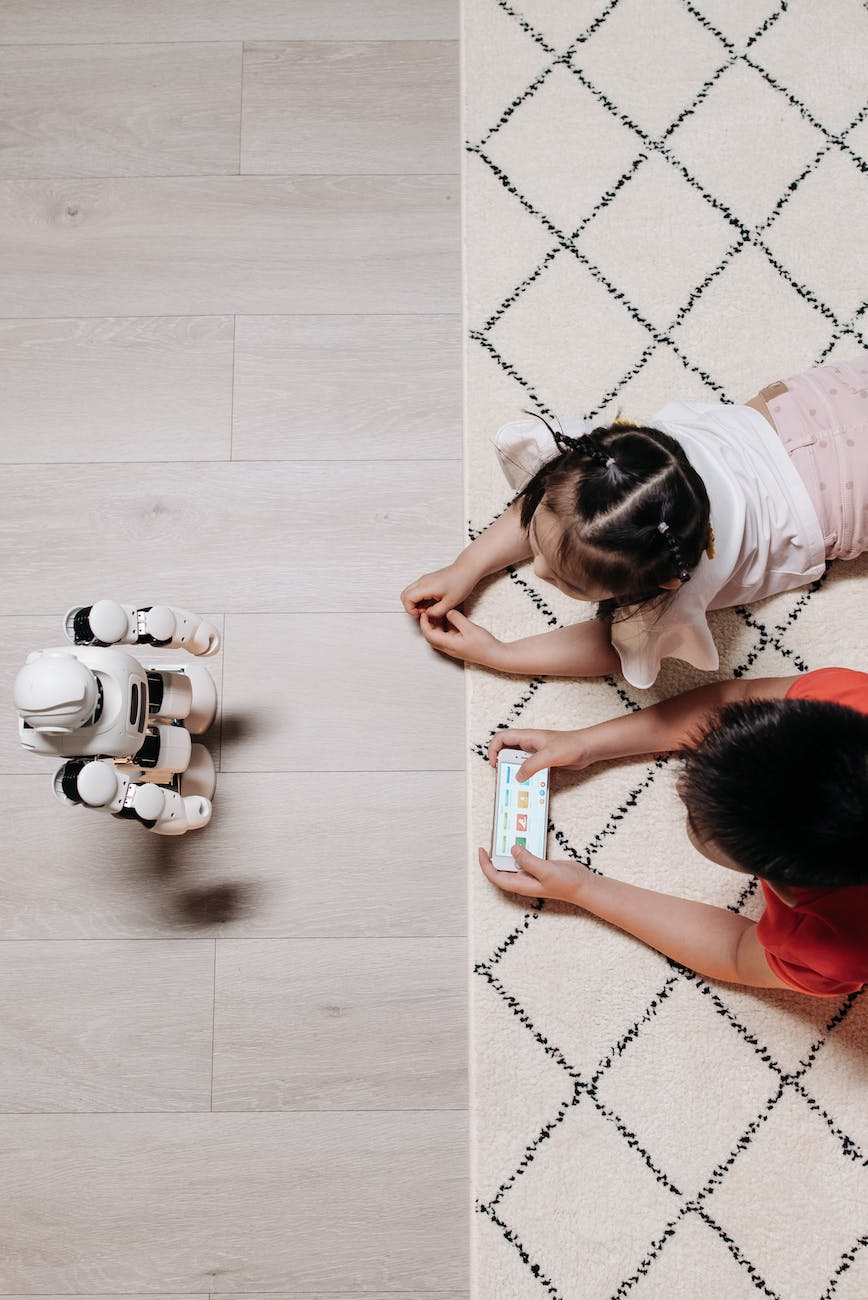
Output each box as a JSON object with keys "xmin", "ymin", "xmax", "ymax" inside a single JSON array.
[
  {"xmin": 402, "ymin": 359, "xmax": 868, "ymax": 689},
  {"xmin": 479, "ymin": 667, "xmax": 868, "ymax": 996}
]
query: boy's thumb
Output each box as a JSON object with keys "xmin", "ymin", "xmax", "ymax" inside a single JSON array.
[
  {"xmin": 511, "ymin": 844, "xmax": 541, "ymax": 875},
  {"xmin": 516, "ymin": 757, "xmax": 540, "ymax": 781}
]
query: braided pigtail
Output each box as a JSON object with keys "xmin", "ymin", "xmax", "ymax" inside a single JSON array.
[
  {"xmin": 521, "ymin": 411, "xmax": 619, "ymax": 475},
  {"xmin": 657, "ymin": 521, "xmax": 691, "ymax": 584}
]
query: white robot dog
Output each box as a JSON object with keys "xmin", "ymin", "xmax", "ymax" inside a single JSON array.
[{"xmin": 13, "ymin": 600, "xmax": 220, "ymax": 836}]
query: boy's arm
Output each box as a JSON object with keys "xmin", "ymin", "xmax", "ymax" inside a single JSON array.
[
  {"xmin": 573, "ymin": 870, "xmax": 791, "ymax": 989},
  {"xmin": 480, "ymin": 847, "xmax": 792, "ymax": 990},
  {"xmin": 494, "ymin": 675, "xmax": 803, "ymax": 779},
  {"xmin": 578, "ymin": 675, "xmax": 801, "ymax": 762}
]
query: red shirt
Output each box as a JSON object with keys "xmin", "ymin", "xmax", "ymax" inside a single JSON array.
[{"xmin": 756, "ymin": 668, "xmax": 868, "ymax": 996}]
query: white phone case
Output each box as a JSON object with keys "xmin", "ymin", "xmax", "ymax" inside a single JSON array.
[{"xmin": 491, "ymin": 748, "xmax": 550, "ymax": 871}]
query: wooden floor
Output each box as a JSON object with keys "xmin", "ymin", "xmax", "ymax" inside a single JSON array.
[{"xmin": 0, "ymin": 2, "xmax": 467, "ymax": 1292}]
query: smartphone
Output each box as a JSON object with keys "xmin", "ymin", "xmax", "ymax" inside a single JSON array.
[{"xmin": 491, "ymin": 748, "xmax": 550, "ymax": 871}]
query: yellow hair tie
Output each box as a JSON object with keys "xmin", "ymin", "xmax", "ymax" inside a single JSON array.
[{"xmin": 706, "ymin": 527, "xmax": 715, "ymax": 560}]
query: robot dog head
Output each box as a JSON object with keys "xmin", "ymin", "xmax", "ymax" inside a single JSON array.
[{"xmin": 13, "ymin": 651, "xmax": 100, "ymax": 734}]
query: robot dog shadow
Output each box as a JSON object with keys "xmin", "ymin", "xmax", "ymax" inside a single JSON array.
[
  {"xmin": 146, "ymin": 831, "xmax": 259, "ymax": 928},
  {"xmin": 146, "ymin": 714, "xmax": 262, "ymax": 928}
]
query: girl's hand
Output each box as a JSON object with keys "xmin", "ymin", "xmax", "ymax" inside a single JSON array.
[
  {"xmin": 478, "ymin": 845, "xmax": 593, "ymax": 905},
  {"xmin": 419, "ymin": 608, "xmax": 504, "ymax": 667},
  {"xmin": 488, "ymin": 728, "xmax": 591, "ymax": 780},
  {"xmin": 400, "ymin": 561, "xmax": 477, "ymax": 619}
]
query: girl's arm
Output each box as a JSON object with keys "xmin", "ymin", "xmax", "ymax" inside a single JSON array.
[
  {"xmin": 420, "ymin": 612, "xmax": 621, "ymax": 677},
  {"xmin": 478, "ymin": 847, "xmax": 792, "ymax": 990},
  {"xmin": 402, "ymin": 501, "xmax": 531, "ymax": 619},
  {"xmin": 490, "ymin": 675, "xmax": 801, "ymax": 778},
  {"xmin": 457, "ymin": 499, "xmax": 533, "ymax": 579},
  {"xmin": 494, "ymin": 618, "xmax": 621, "ymax": 676}
]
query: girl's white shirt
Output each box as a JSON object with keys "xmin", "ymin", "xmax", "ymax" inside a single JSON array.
[{"xmin": 492, "ymin": 404, "xmax": 826, "ymax": 689}]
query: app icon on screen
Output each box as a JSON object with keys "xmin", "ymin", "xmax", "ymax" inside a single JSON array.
[
  {"xmin": 517, "ymin": 790, "xmax": 529, "ymax": 808},
  {"xmin": 515, "ymin": 836, "xmax": 527, "ymax": 847},
  {"xmin": 516, "ymin": 813, "xmax": 527, "ymax": 831}
]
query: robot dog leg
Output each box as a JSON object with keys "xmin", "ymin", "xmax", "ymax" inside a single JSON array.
[
  {"xmin": 55, "ymin": 758, "xmax": 212, "ymax": 836},
  {"xmin": 65, "ymin": 600, "xmax": 220, "ymax": 657}
]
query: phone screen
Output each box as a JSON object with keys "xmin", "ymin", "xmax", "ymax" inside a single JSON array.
[{"xmin": 494, "ymin": 757, "xmax": 549, "ymax": 859}]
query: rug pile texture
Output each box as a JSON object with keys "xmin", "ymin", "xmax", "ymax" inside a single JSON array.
[{"xmin": 463, "ymin": 2, "xmax": 868, "ymax": 1296}]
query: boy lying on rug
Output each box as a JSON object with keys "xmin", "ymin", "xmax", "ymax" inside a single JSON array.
[
  {"xmin": 479, "ymin": 667, "xmax": 868, "ymax": 997},
  {"xmin": 403, "ymin": 359, "xmax": 868, "ymax": 689}
]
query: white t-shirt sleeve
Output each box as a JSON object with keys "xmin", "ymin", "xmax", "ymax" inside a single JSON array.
[
  {"xmin": 492, "ymin": 415, "xmax": 593, "ymax": 491},
  {"xmin": 609, "ymin": 575, "xmax": 720, "ymax": 689}
]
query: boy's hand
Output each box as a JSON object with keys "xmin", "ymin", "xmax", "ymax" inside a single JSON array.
[
  {"xmin": 489, "ymin": 728, "xmax": 591, "ymax": 780},
  {"xmin": 478, "ymin": 845, "xmax": 592, "ymax": 905},
  {"xmin": 400, "ymin": 561, "xmax": 477, "ymax": 620},
  {"xmin": 419, "ymin": 608, "xmax": 504, "ymax": 667}
]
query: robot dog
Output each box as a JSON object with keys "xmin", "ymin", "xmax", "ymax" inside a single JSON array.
[{"xmin": 13, "ymin": 601, "xmax": 220, "ymax": 836}]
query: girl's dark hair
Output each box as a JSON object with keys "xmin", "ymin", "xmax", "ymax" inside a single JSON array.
[
  {"xmin": 679, "ymin": 697, "xmax": 868, "ymax": 889},
  {"xmin": 517, "ymin": 417, "xmax": 711, "ymax": 617}
]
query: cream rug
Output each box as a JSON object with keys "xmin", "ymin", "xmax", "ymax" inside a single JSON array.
[{"xmin": 463, "ymin": 3, "xmax": 868, "ymax": 1296}]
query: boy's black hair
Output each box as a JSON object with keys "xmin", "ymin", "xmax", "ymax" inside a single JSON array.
[
  {"xmin": 679, "ymin": 697, "xmax": 868, "ymax": 889},
  {"xmin": 516, "ymin": 419, "xmax": 712, "ymax": 619}
]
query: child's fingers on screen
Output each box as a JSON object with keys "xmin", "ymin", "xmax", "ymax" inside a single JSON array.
[{"xmin": 511, "ymin": 844, "xmax": 544, "ymax": 877}]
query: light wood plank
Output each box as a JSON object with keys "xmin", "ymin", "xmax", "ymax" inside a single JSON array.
[
  {"xmin": 0, "ymin": 1112, "xmax": 467, "ymax": 1291},
  {"xmin": 232, "ymin": 314, "xmax": 461, "ymax": 460},
  {"xmin": 0, "ymin": 615, "xmax": 224, "ymax": 776},
  {"xmin": 241, "ymin": 42, "xmax": 459, "ymax": 175},
  {"xmin": 0, "ymin": 176, "xmax": 459, "ymax": 317},
  {"xmin": 212, "ymin": 938, "xmax": 466, "ymax": 1110},
  {"xmin": 0, "ymin": 773, "xmax": 465, "ymax": 940},
  {"xmin": 0, "ymin": 462, "xmax": 460, "ymax": 612},
  {"xmin": 0, "ymin": 316, "xmax": 233, "ymax": 462},
  {"xmin": 0, "ymin": 44, "xmax": 241, "ymax": 177},
  {"xmin": 0, "ymin": 940, "xmax": 213, "ymax": 1112},
  {"xmin": 0, "ymin": 0, "xmax": 458, "ymax": 43},
  {"xmin": 221, "ymin": 613, "xmax": 465, "ymax": 772}
]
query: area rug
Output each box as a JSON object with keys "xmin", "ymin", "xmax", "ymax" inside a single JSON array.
[{"xmin": 463, "ymin": 2, "xmax": 868, "ymax": 1296}]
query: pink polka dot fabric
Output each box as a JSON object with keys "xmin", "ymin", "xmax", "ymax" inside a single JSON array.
[{"xmin": 767, "ymin": 359, "xmax": 868, "ymax": 561}]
